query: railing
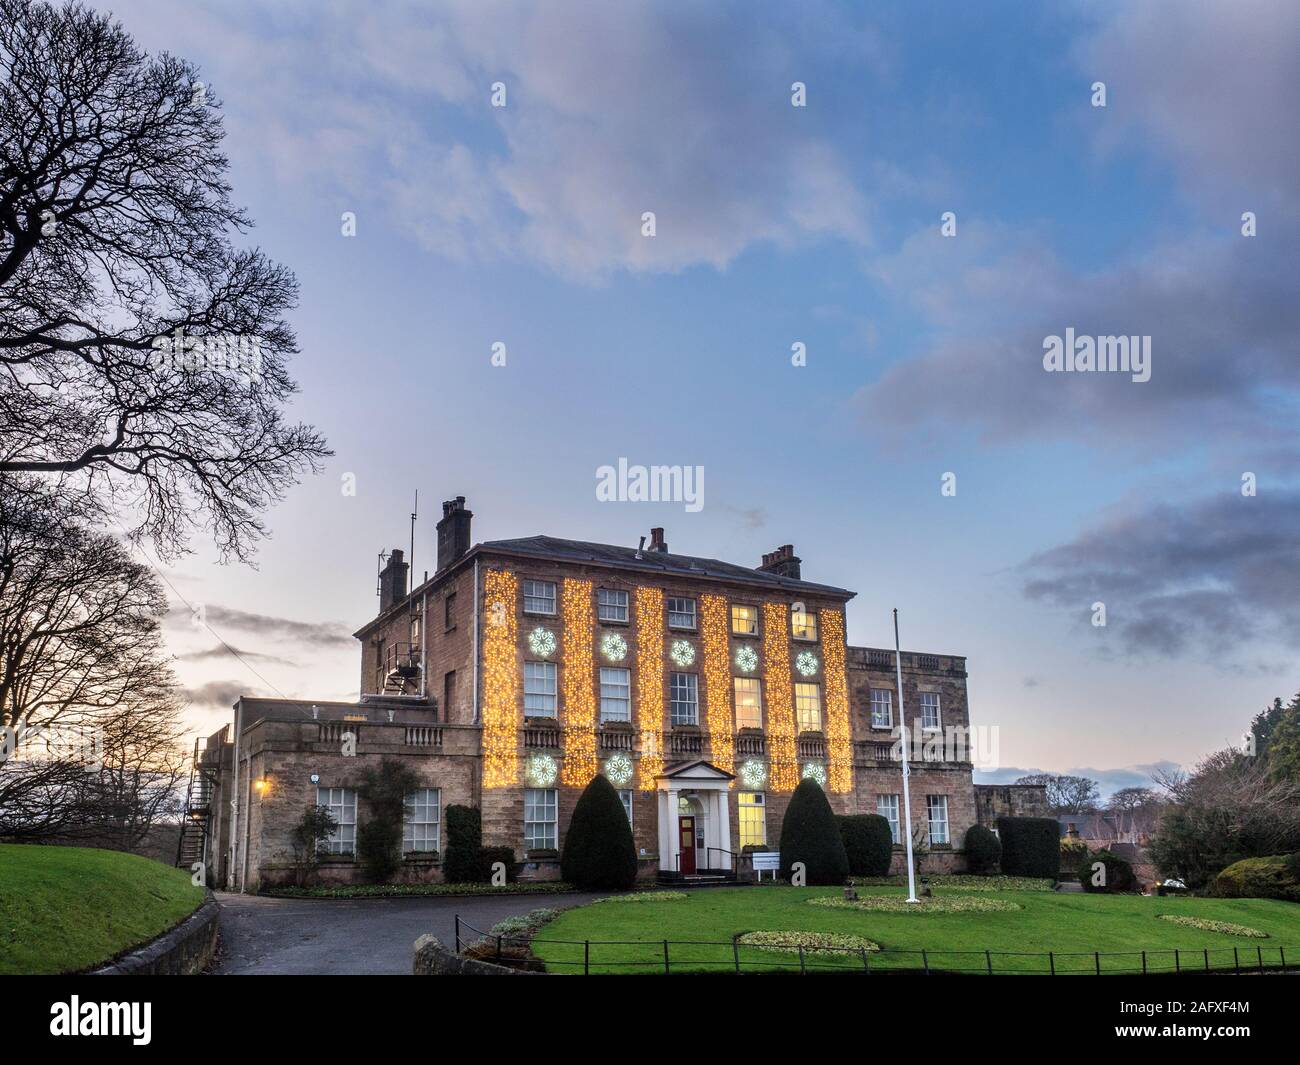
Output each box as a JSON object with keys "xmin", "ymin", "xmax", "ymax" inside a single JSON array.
[
  {"xmin": 523, "ymin": 726, "xmax": 562, "ymax": 749},
  {"xmin": 599, "ymin": 729, "xmax": 635, "ymax": 752},
  {"xmin": 797, "ymin": 735, "xmax": 827, "ymax": 759},
  {"xmin": 317, "ymin": 723, "xmax": 356, "ymax": 743},
  {"xmin": 855, "ymin": 740, "xmax": 896, "ymax": 764},
  {"xmin": 383, "ymin": 642, "xmax": 422, "ymax": 676},
  {"xmin": 451, "ymin": 917, "xmax": 1300, "ymax": 976},
  {"xmin": 404, "ymin": 726, "xmax": 442, "ymax": 747},
  {"xmin": 667, "ymin": 732, "xmax": 704, "ymax": 756},
  {"xmin": 851, "ymin": 648, "xmax": 963, "ymax": 674},
  {"xmin": 735, "ymin": 733, "xmax": 766, "ymax": 756}
]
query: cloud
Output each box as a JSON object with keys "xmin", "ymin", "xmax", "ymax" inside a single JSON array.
[
  {"xmin": 174, "ymin": 644, "xmax": 297, "ymax": 667},
  {"xmin": 180, "ymin": 680, "xmax": 256, "ymax": 712},
  {"xmin": 169, "ymin": 605, "xmax": 354, "ymax": 650},
  {"xmin": 104, "ymin": 0, "xmax": 877, "ymax": 281},
  {"xmin": 1021, "ymin": 491, "xmax": 1300, "ymax": 657}
]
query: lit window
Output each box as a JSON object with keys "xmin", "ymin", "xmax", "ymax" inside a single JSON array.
[
  {"xmin": 667, "ymin": 597, "xmax": 697, "ymax": 630},
  {"xmin": 870, "ymin": 689, "xmax": 892, "ymax": 729},
  {"xmin": 794, "ymin": 682, "xmax": 822, "ymax": 732},
  {"xmin": 618, "ymin": 789, "xmax": 633, "ymax": 825},
  {"xmin": 599, "ymin": 667, "xmax": 631, "ymax": 722},
  {"xmin": 927, "ymin": 794, "xmax": 949, "ymax": 845},
  {"xmin": 791, "ymin": 607, "xmax": 818, "ymax": 641},
  {"xmin": 522, "ymin": 580, "xmax": 556, "ymax": 615},
  {"xmin": 876, "ymin": 794, "xmax": 900, "ymax": 843},
  {"xmin": 669, "ymin": 672, "xmax": 698, "ymax": 725},
  {"xmin": 738, "ymin": 792, "xmax": 766, "ymax": 847},
  {"xmin": 403, "ymin": 788, "xmax": 441, "ymax": 853},
  {"xmin": 317, "ymin": 787, "xmax": 356, "ymax": 855},
  {"xmin": 734, "ymin": 677, "xmax": 762, "ymax": 729},
  {"xmin": 524, "ymin": 788, "xmax": 558, "ymax": 850},
  {"xmin": 597, "ymin": 588, "xmax": 629, "ymax": 623},
  {"xmin": 524, "ymin": 660, "xmax": 557, "ymax": 717},
  {"xmin": 920, "ymin": 692, "xmax": 941, "ymax": 731},
  {"xmin": 731, "ymin": 604, "xmax": 758, "ymax": 636}
]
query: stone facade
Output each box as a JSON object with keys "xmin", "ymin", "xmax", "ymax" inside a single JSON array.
[
  {"xmin": 973, "ymin": 782, "xmax": 1051, "ymax": 827},
  {"xmin": 200, "ymin": 506, "xmax": 983, "ymax": 891}
]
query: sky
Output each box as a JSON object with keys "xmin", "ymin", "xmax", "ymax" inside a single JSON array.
[{"xmin": 89, "ymin": 0, "xmax": 1300, "ymax": 791}]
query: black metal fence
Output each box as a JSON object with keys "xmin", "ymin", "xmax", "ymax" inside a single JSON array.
[{"xmin": 453, "ymin": 916, "xmax": 1298, "ymax": 976}]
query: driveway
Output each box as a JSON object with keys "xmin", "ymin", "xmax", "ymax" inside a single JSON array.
[{"xmin": 211, "ymin": 891, "xmax": 601, "ymax": 974}]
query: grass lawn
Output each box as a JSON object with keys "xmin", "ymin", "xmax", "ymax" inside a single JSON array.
[
  {"xmin": 0, "ymin": 844, "xmax": 206, "ymax": 974},
  {"xmin": 530, "ymin": 884, "xmax": 1300, "ymax": 975}
]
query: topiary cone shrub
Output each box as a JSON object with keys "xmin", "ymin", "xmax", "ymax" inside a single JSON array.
[
  {"xmin": 1078, "ymin": 848, "xmax": 1137, "ymax": 893},
  {"xmin": 560, "ymin": 775, "xmax": 638, "ymax": 891},
  {"xmin": 996, "ymin": 817, "xmax": 1060, "ymax": 879},
  {"xmin": 963, "ymin": 824, "xmax": 1002, "ymax": 875},
  {"xmin": 779, "ymin": 780, "xmax": 849, "ymax": 884},
  {"xmin": 838, "ymin": 814, "xmax": 893, "ymax": 876},
  {"xmin": 443, "ymin": 805, "xmax": 484, "ymax": 883}
]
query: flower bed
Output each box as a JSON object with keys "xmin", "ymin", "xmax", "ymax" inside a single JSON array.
[
  {"xmin": 1156, "ymin": 915, "xmax": 1268, "ymax": 938},
  {"xmin": 736, "ymin": 930, "xmax": 880, "ymax": 956},
  {"xmin": 812, "ymin": 894, "xmax": 1022, "ymax": 914}
]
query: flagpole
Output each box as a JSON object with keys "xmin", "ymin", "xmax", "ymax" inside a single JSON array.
[{"xmin": 894, "ymin": 608, "xmax": 919, "ymax": 903}]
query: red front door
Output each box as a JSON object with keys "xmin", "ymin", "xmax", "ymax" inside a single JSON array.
[{"xmin": 678, "ymin": 816, "xmax": 696, "ymax": 874}]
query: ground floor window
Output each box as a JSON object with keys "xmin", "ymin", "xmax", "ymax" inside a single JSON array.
[
  {"xmin": 403, "ymin": 787, "xmax": 441, "ymax": 853},
  {"xmin": 738, "ymin": 791, "xmax": 766, "ymax": 847},
  {"xmin": 618, "ymin": 789, "xmax": 633, "ymax": 825},
  {"xmin": 926, "ymin": 794, "xmax": 949, "ymax": 845},
  {"xmin": 524, "ymin": 788, "xmax": 558, "ymax": 850},
  {"xmin": 317, "ymin": 787, "xmax": 356, "ymax": 855},
  {"xmin": 876, "ymin": 793, "xmax": 900, "ymax": 843}
]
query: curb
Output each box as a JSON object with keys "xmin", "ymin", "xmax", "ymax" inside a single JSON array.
[{"xmin": 89, "ymin": 895, "xmax": 221, "ymax": 975}]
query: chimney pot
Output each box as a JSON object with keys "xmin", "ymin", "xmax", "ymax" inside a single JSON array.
[
  {"xmin": 649, "ymin": 527, "xmax": 667, "ymax": 552},
  {"xmin": 757, "ymin": 543, "xmax": 802, "ymax": 580},
  {"xmin": 436, "ymin": 496, "xmax": 473, "ymax": 571}
]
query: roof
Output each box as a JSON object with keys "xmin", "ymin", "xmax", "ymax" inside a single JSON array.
[
  {"xmin": 479, "ymin": 535, "xmax": 856, "ymax": 598},
  {"xmin": 656, "ymin": 759, "xmax": 737, "ymax": 780}
]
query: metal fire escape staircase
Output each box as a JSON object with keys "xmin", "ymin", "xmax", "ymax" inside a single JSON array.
[
  {"xmin": 175, "ymin": 736, "xmax": 216, "ymax": 870},
  {"xmin": 382, "ymin": 642, "xmax": 422, "ymax": 695}
]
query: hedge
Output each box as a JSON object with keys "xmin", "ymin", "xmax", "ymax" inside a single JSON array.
[
  {"xmin": 560, "ymin": 775, "xmax": 638, "ymax": 890},
  {"xmin": 963, "ymin": 824, "xmax": 1002, "ymax": 875},
  {"xmin": 1078, "ymin": 848, "xmax": 1136, "ymax": 893},
  {"xmin": 779, "ymin": 780, "xmax": 849, "ymax": 884},
  {"xmin": 996, "ymin": 817, "xmax": 1059, "ymax": 879},
  {"xmin": 837, "ymin": 814, "xmax": 893, "ymax": 877},
  {"xmin": 1212, "ymin": 854, "xmax": 1300, "ymax": 902}
]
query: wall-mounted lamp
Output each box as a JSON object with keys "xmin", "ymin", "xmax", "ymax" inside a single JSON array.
[{"xmin": 309, "ymin": 773, "xmax": 320, "ymax": 785}]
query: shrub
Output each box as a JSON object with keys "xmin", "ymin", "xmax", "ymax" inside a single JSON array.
[
  {"xmin": 288, "ymin": 805, "xmax": 337, "ymax": 887},
  {"xmin": 355, "ymin": 758, "xmax": 421, "ymax": 883},
  {"xmin": 560, "ymin": 775, "xmax": 638, "ymax": 890},
  {"xmin": 778, "ymin": 780, "xmax": 849, "ymax": 884},
  {"xmin": 963, "ymin": 824, "xmax": 1001, "ymax": 875},
  {"xmin": 477, "ymin": 846, "xmax": 518, "ymax": 883},
  {"xmin": 838, "ymin": 814, "xmax": 893, "ymax": 877},
  {"xmin": 443, "ymin": 805, "xmax": 483, "ymax": 883},
  {"xmin": 1078, "ymin": 849, "xmax": 1136, "ymax": 893},
  {"xmin": 996, "ymin": 817, "xmax": 1059, "ymax": 879},
  {"xmin": 1211, "ymin": 855, "xmax": 1300, "ymax": 902}
]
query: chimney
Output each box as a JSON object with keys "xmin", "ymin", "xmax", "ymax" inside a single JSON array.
[
  {"xmin": 378, "ymin": 548, "xmax": 408, "ymax": 612},
  {"xmin": 648, "ymin": 527, "xmax": 668, "ymax": 553},
  {"xmin": 436, "ymin": 496, "xmax": 473, "ymax": 571},
  {"xmin": 757, "ymin": 544, "xmax": 801, "ymax": 580}
]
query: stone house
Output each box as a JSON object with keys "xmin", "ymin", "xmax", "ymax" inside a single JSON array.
[{"xmin": 194, "ymin": 497, "xmax": 987, "ymax": 891}]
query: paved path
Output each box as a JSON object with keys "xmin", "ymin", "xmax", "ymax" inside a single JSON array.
[{"xmin": 211, "ymin": 891, "xmax": 601, "ymax": 974}]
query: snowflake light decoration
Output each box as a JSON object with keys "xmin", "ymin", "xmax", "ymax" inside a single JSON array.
[
  {"xmin": 795, "ymin": 651, "xmax": 819, "ymax": 677},
  {"xmin": 528, "ymin": 626, "xmax": 556, "ymax": 657},
  {"xmin": 802, "ymin": 761, "xmax": 827, "ymax": 788},
  {"xmin": 525, "ymin": 754, "xmax": 558, "ymax": 788},
  {"xmin": 604, "ymin": 753, "xmax": 634, "ymax": 788},
  {"xmin": 600, "ymin": 632, "xmax": 628, "ymax": 662},
  {"xmin": 734, "ymin": 645, "xmax": 758, "ymax": 673},
  {"xmin": 669, "ymin": 639, "xmax": 696, "ymax": 667},
  {"xmin": 739, "ymin": 759, "xmax": 768, "ymax": 789}
]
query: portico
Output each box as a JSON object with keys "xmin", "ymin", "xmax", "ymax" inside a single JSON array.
[{"xmin": 654, "ymin": 761, "xmax": 735, "ymax": 876}]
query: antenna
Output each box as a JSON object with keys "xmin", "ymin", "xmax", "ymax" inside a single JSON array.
[
  {"xmin": 409, "ymin": 491, "xmax": 418, "ymax": 596},
  {"xmin": 636, "ymin": 535, "xmax": 646, "ymax": 560},
  {"xmin": 376, "ymin": 549, "xmax": 390, "ymax": 597}
]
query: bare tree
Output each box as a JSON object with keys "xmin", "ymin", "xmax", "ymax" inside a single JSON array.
[
  {"xmin": 0, "ymin": 0, "xmax": 328, "ymax": 560},
  {"xmin": 1106, "ymin": 786, "xmax": 1162, "ymax": 844},
  {"xmin": 1014, "ymin": 772, "xmax": 1101, "ymax": 814},
  {"xmin": 0, "ymin": 477, "xmax": 180, "ymax": 838}
]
